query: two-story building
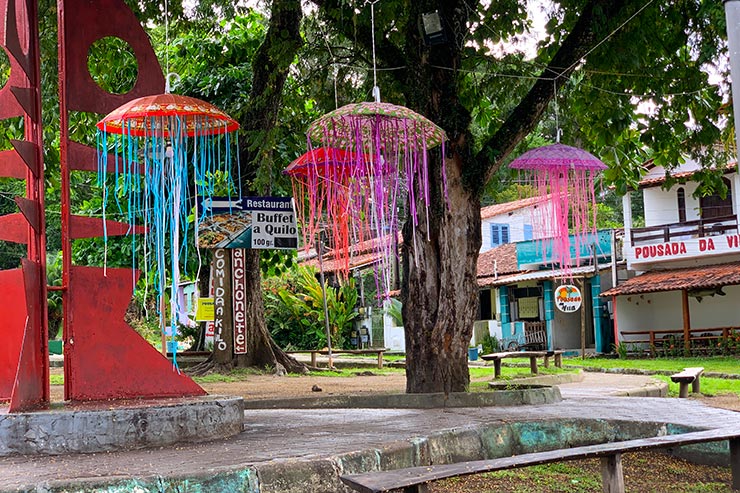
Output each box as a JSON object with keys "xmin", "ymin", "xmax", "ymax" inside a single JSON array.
[
  {"xmin": 475, "ymin": 196, "xmax": 619, "ymax": 354},
  {"xmin": 602, "ymin": 159, "xmax": 740, "ymax": 352}
]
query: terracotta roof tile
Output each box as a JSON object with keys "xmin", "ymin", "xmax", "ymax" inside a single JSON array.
[
  {"xmin": 638, "ymin": 163, "xmax": 737, "ymax": 188},
  {"xmin": 476, "ymin": 243, "xmax": 519, "ymax": 281},
  {"xmin": 301, "ymin": 251, "xmax": 381, "ymax": 273},
  {"xmin": 601, "ymin": 261, "xmax": 740, "ymax": 296}
]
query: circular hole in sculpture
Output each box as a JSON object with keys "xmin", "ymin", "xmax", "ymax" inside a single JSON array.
[{"xmin": 88, "ymin": 36, "xmax": 138, "ymax": 94}]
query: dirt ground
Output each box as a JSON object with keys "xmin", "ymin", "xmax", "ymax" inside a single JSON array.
[
  {"xmin": 48, "ymin": 368, "xmax": 740, "ymax": 411},
  {"xmin": 45, "ymin": 368, "xmax": 738, "ymax": 492}
]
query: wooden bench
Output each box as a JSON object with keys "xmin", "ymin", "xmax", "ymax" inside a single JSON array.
[
  {"xmin": 340, "ymin": 427, "xmax": 740, "ymax": 493},
  {"xmin": 480, "ymin": 350, "xmax": 565, "ymax": 379},
  {"xmin": 671, "ymin": 367, "xmax": 704, "ymax": 398},
  {"xmin": 286, "ymin": 349, "xmax": 386, "ymax": 369}
]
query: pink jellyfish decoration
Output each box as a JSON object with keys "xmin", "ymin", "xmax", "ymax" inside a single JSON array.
[
  {"xmin": 284, "ymin": 147, "xmax": 372, "ymax": 278},
  {"xmin": 303, "ymin": 101, "xmax": 447, "ymax": 299},
  {"xmin": 509, "ymin": 143, "xmax": 606, "ymax": 275}
]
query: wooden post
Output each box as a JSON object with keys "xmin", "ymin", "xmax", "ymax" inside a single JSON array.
[
  {"xmin": 580, "ymin": 278, "xmax": 586, "ymax": 359},
  {"xmin": 682, "ymin": 290, "xmax": 691, "ymax": 353},
  {"xmin": 529, "ymin": 355, "xmax": 538, "ymax": 374},
  {"xmin": 600, "ymin": 453, "xmax": 625, "ymax": 493},
  {"xmin": 731, "ymin": 437, "xmax": 740, "ymax": 491},
  {"xmin": 160, "ymin": 293, "xmax": 167, "ymax": 356},
  {"xmin": 403, "ymin": 484, "xmax": 430, "ymax": 492},
  {"xmin": 678, "ymin": 382, "xmax": 690, "ymax": 398},
  {"xmin": 377, "ymin": 351, "xmax": 383, "ymax": 369}
]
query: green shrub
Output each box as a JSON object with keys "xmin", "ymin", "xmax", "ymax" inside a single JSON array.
[
  {"xmin": 263, "ymin": 265, "xmax": 358, "ymax": 350},
  {"xmin": 481, "ymin": 334, "xmax": 500, "ymax": 354}
]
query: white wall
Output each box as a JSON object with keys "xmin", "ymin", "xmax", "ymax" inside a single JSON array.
[
  {"xmin": 552, "ymin": 306, "xmax": 582, "ymax": 349},
  {"xmin": 643, "ymin": 183, "xmax": 702, "ymax": 227},
  {"xmin": 616, "ymin": 285, "xmax": 740, "ymax": 339}
]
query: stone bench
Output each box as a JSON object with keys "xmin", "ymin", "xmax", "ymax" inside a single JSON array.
[{"xmin": 670, "ymin": 367, "xmax": 704, "ymax": 398}]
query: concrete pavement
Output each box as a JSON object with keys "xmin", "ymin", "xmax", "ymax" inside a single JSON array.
[{"xmin": 2, "ymin": 370, "xmax": 738, "ymax": 492}]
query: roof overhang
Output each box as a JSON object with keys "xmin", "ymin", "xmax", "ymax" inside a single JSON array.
[
  {"xmin": 601, "ymin": 261, "xmax": 740, "ymax": 297},
  {"xmin": 478, "ymin": 263, "xmax": 612, "ymax": 288}
]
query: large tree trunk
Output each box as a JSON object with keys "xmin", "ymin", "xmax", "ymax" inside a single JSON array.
[
  {"xmin": 402, "ymin": 154, "xmax": 481, "ymax": 394},
  {"xmin": 234, "ymin": 249, "xmax": 306, "ymax": 373},
  {"xmin": 192, "ymin": 0, "xmax": 305, "ymax": 375},
  {"xmin": 400, "ymin": 0, "xmax": 480, "ymax": 394}
]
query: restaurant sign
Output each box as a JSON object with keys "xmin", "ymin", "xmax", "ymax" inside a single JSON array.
[{"xmin": 554, "ymin": 284, "xmax": 582, "ymax": 313}]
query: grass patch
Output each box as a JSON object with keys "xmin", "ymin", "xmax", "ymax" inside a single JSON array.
[
  {"xmin": 652, "ymin": 375, "xmax": 740, "ymax": 398},
  {"xmin": 432, "ymin": 451, "xmax": 733, "ymax": 493},
  {"xmin": 50, "ymin": 374, "xmax": 63, "ymax": 385},
  {"xmin": 563, "ymin": 356, "xmax": 740, "ymax": 375}
]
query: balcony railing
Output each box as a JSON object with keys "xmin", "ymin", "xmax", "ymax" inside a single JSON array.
[{"xmin": 630, "ymin": 215, "xmax": 738, "ymax": 246}]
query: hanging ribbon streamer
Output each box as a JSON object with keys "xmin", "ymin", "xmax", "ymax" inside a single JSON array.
[{"xmin": 97, "ymin": 95, "xmax": 239, "ymax": 368}]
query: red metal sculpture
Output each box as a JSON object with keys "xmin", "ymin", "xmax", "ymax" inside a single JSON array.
[
  {"xmin": 0, "ymin": 0, "xmax": 48, "ymax": 412},
  {"xmin": 1, "ymin": 0, "xmax": 206, "ymax": 411}
]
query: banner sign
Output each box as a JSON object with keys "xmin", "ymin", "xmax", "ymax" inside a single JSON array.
[
  {"xmin": 195, "ymin": 298, "xmax": 214, "ymax": 321},
  {"xmin": 197, "ymin": 196, "xmax": 298, "ymax": 250},
  {"xmin": 627, "ymin": 233, "xmax": 740, "ymax": 267},
  {"xmin": 232, "ymin": 249, "xmax": 248, "ymax": 354},
  {"xmin": 554, "ymin": 284, "xmax": 582, "ymax": 313}
]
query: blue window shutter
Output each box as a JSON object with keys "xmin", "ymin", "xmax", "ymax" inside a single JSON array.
[
  {"xmin": 523, "ymin": 224, "xmax": 533, "ymax": 240},
  {"xmin": 491, "ymin": 224, "xmax": 500, "ymax": 247},
  {"xmin": 491, "ymin": 224, "xmax": 510, "ymax": 247}
]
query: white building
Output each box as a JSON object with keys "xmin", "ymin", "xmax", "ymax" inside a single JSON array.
[
  {"xmin": 603, "ymin": 158, "xmax": 740, "ymax": 353},
  {"xmin": 480, "ymin": 196, "xmax": 551, "ymax": 252}
]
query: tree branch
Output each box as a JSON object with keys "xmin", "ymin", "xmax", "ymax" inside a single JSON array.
[
  {"xmin": 311, "ymin": 0, "xmax": 407, "ymax": 89},
  {"xmin": 238, "ymin": 0, "xmax": 304, "ymax": 185},
  {"xmin": 470, "ymin": 0, "xmax": 630, "ymax": 194}
]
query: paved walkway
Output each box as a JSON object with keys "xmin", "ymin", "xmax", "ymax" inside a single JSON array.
[{"xmin": 1, "ymin": 372, "xmax": 738, "ymax": 492}]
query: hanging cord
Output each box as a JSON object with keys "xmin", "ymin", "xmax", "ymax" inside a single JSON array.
[
  {"xmin": 369, "ymin": 0, "xmax": 381, "ymax": 103},
  {"xmin": 553, "ymin": 78, "xmax": 561, "ymax": 143},
  {"xmin": 323, "ymin": 35, "xmax": 339, "ymax": 109},
  {"xmin": 163, "ymin": 0, "xmax": 181, "ymax": 93}
]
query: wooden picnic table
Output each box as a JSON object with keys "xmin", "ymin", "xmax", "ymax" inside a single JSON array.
[{"xmin": 480, "ymin": 350, "xmax": 565, "ymax": 379}]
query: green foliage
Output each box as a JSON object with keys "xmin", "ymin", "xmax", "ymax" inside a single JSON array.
[
  {"xmin": 613, "ymin": 341, "xmax": 628, "ymax": 359},
  {"xmin": 387, "ymin": 298, "xmax": 403, "ymax": 326},
  {"xmin": 480, "ymin": 334, "xmax": 501, "ymax": 355},
  {"xmin": 263, "ymin": 265, "xmax": 359, "ymax": 350},
  {"xmin": 87, "ymin": 36, "xmax": 138, "ymax": 95},
  {"xmin": 46, "ymin": 252, "xmax": 63, "ymax": 340}
]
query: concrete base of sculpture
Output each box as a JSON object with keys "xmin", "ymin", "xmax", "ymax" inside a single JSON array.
[{"xmin": 0, "ymin": 395, "xmax": 243, "ymax": 457}]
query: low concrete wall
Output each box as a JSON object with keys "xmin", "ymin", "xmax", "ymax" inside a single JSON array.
[
  {"xmin": 242, "ymin": 387, "xmax": 562, "ymax": 410},
  {"xmin": 22, "ymin": 419, "xmax": 732, "ymax": 493},
  {"xmin": 0, "ymin": 395, "xmax": 243, "ymax": 457}
]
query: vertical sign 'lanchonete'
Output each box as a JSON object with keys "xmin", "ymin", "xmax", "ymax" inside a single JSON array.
[{"xmin": 232, "ymin": 249, "xmax": 247, "ymax": 354}]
